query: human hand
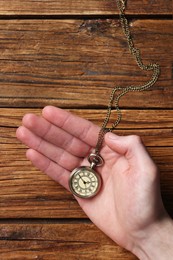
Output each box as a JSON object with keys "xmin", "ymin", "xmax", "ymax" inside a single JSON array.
[{"xmin": 16, "ymin": 106, "xmax": 172, "ymax": 258}]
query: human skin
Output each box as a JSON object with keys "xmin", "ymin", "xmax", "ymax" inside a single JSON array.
[{"xmin": 16, "ymin": 106, "xmax": 173, "ymax": 259}]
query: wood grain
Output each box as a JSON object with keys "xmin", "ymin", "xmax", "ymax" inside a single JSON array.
[
  {"xmin": 0, "ymin": 223, "xmax": 137, "ymax": 260},
  {"xmin": 0, "ymin": 147, "xmax": 173, "ymax": 219},
  {"xmin": 0, "ymin": 0, "xmax": 171, "ymax": 16},
  {"xmin": 1, "ymin": 108, "xmax": 173, "ymax": 146},
  {"xmin": 0, "ymin": 19, "xmax": 172, "ymax": 108},
  {"xmin": 1, "ymin": 108, "xmax": 173, "ymax": 128}
]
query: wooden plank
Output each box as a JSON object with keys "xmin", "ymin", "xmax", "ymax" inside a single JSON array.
[
  {"xmin": 1, "ymin": 151, "xmax": 173, "ymax": 215},
  {"xmin": 1, "ymin": 108, "xmax": 173, "ymax": 146},
  {"xmin": 0, "ymin": 0, "xmax": 171, "ymax": 16},
  {"xmin": 0, "ymin": 223, "xmax": 136, "ymax": 260},
  {"xmin": 0, "ymin": 108, "xmax": 173, "ymax": 218},
  {"xmin": 0, "ymin": 19, "xmax": 172, "ymax": 108},
  {"xmin": 0, "ymin": 147, "xmax": 173, "ymax": 219},
  {"xmin": 1, "ymin": 108, "xmax": 173, "ymax": 129}
]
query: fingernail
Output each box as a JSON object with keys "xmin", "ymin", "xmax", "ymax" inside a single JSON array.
[{"xmin": 107, "ymin": 132, "xmax": 118, "ymax": 140}]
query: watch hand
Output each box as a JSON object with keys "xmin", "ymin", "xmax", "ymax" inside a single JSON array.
[
  {"xmin": 79, "ymin": 174, "xmax": 92, "ymax": 186},
  {"xmin": 79, "ymin": 174, "xmax": 85, "ymax": 184}
]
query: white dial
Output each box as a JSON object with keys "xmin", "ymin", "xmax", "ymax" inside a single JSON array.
[{"xmin": 69, "ymin": 166, "xmax": 102, "ymax": 199}]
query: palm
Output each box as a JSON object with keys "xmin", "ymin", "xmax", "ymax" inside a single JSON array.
[
  {"xmin": 78, "ymin": 144, "xmax": 145, "ymax": 246},
  {"xmin": 77, "ymin": 145, "xmax": 131, "ymax": 244},
  {"xmin": 16, "ymin": 106, "xmax": 164, "ymax": 251}
]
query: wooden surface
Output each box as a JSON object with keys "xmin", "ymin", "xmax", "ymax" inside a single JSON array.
[
  {"xmin": 0, "ymin": 0, "xmax": 172, "ymax": 15},
  {"xmin": 0, "ymin": 1, "xmax": 173, "ymax": 259}
]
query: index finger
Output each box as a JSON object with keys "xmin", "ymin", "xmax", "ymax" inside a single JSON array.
[{"xmin": 42, "ymin": 106, "xmax": 100, "ymax": 148}]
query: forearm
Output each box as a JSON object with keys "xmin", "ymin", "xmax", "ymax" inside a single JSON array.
[{"xmin": 132, "ymin": 216, "xmax": 173, "ymax": 260}]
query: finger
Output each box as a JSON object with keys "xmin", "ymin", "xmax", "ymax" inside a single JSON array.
[
  {"xmin": 22, "ymin": 113, "xmax": 91, "ymax": 157},
  {"xmin": 16, "ymin": 126, "xmax": 82, "ymax": 171},
  {"xmin": 42, "ymin": 106, "xmax": 100, "ymax": 148},
  {"xmin": 26, "ymin": 149, "xmax": 70, "ymax": 191},
  {"xmin": 105, "ymin": 132, "xmax": 156, "ymax": 171}
]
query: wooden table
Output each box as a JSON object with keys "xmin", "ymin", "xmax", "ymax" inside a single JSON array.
[{"xmin": 0, "ymin": 1, "xmax": 172, "ymax": 259}]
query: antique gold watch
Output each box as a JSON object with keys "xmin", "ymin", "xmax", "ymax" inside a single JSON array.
[{"xmin": 69, "ymin": 154, "xmax": 103, "ymax": 199}]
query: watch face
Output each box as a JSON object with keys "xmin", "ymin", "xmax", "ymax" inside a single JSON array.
[{"xmin": 69, "ymin": 166, "xmax": 102, "ymax": 199}]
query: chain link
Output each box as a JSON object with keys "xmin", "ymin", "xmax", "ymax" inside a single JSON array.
[{"xmin": 94, "ymin": 0, "xmax": 160, "ymax": 155}]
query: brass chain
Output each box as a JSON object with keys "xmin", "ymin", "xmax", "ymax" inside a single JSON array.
[{"xmin": 94, "ymin": 0, "xmax": 160, "ymax": 155}]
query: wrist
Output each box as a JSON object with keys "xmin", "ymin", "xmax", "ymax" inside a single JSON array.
[{"xmin": 132, "ymin": 214, "xmax": 173, "ymax": 260}]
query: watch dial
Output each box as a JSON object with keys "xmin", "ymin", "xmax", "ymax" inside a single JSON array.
[{"xmin": 69, "ymin": 167, "xmax": 101, "ymax": 198}]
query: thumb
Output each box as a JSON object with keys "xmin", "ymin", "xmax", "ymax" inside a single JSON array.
[{"xmin": 105, "ymin": 132, "xmax": 157, "ymax": 172}]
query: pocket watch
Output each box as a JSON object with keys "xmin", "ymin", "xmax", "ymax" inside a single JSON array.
[{"xmin": 69, "ymin": 154, "xmax": 103, "ymax": 199}]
